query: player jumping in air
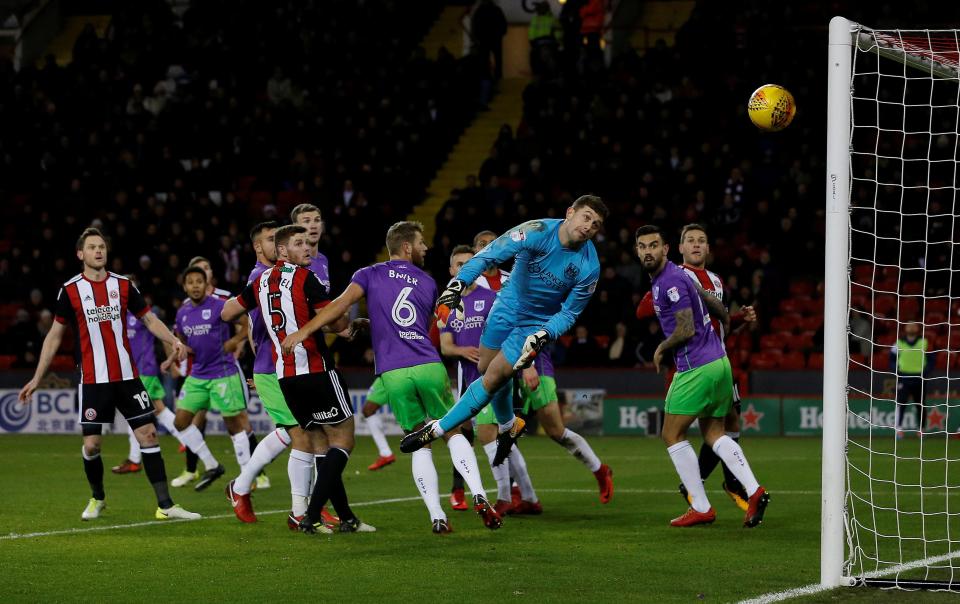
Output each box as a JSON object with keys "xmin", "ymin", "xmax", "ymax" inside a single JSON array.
[
  {"xmin": 19, "ymin": 228, "xmax": 199, "ymax": 521},
  {"xmin": 281, "ymin": 221, "xmax": 501, "ymax": 534},
  {"xmin": 635, "ymin": 224, "xmax": 769, "ymax": 527},
  {"xmin": 399, "ymin": 195, "xmax": 612, "ymax": 503}
]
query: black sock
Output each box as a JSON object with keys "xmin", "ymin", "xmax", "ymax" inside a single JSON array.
[
  {"xmin": 142, "ymin": 446, "xmax": 173, "ymax": 509},
  {"xmin": 314, "ymin": 454, "xmax": 325, "ymax": 484},
  {"xmin": 82, "ymin": 451, "xmax": 105, "ymax": 500},
  {"xmin": 248, "ymin": 431, "xmax": 258, "ymax": 453},
  {"xmin": 327, "ymin": 452, "xmax": 356, "ymax": 522},
  {"xmin": 697, "ymin": 441, "xmax": 722, "ymax": 481},
  {"xmin": 452, "ymin": 469, "xmax": 465, "ymax": 491},
  {"xmin": 308, "ymin": 448, "xmax": 351, "ymax": 523}
]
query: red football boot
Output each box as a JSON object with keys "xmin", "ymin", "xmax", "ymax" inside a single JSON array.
[
  {"xmin": 594, "ymin": 464, "xmax": 614, "ymax": 503},
  {"xmin": 368, "ymin": 454, "xmax": 396, "ymax": 471},
  {"xmin": 670, "ymin": 507, "xmax": 716, "ymax": 527},
  {"xmin": 512, "ymin": 500, "xmax": 543, "ymax": 515},
  {"xmin": 494, "ymin": 499, "xmax": 514, "ymax": 516},
  {"xmin": 474, "ymin": 494, "xmax": 503, "ymax": 530},
  {"xmin": 743, "ymin": 486, "xmax": 770, "ymax": 528},
  {"xmin": 226, "ymin": 480, "xmax": 256, "ymax": 523},
  {"xmin": 449, "ymin": 488, "xmax": 469, "ymax": 511},
  {"xmin": 111, "ymin": 459, "xmax": 141, "ymax": 474}
]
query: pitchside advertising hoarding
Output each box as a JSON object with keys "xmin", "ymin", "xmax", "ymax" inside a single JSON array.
[{"xmin": 4, "ymin": 389, "xmax": 958, "ymax": 436}]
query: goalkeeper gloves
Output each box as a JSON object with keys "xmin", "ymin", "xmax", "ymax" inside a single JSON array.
[
  {"xmin": 513, "ymin": 329, "xmax": 549, "ymax": 370},
  {"xmin": 435, "ymin": 279, "xmax": 466, "ymax": 328}
]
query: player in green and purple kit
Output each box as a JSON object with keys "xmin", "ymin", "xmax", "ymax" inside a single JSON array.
[
  {"xmin": 441, "ymin": 245, "xmax": 540, "ymax": 516},
  {"xmin": 282, "ymin": 221, "xmax": 502, "ymax": 534},
  {"xmin": 635, "ymin": 225, "xmax": 769, "ymax": 528},
  {"xmin": 169, "ymin": 266, "xmax": 250, "ymax": 491}
]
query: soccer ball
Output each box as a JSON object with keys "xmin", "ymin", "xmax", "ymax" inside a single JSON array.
[{"xmin": 747, "ymin": 84, "xmax": 796, "ymax": 132}]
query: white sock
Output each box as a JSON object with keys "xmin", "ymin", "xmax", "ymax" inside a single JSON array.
[
  {"xmin": 447, "ymin": 433, "xmax": 486, "ymax": 499},
  {"xmin": 289, "ymin": 448, "xmax": 314, "ymax": 516},
  {"xmin": 412, "ymin": 448, "xmax": 445, "ymax": 521},
  {"xmin": 508, "ymin": 445, "xmax": 537, "ymax": 503},
  {"xmin": 498, "ymin": 417, "xmax": 516, "ymax": 433},
  {"xmin": 126, "ymin": 425, "xmax": 142, "ymax": 464},
  {"xmin": 231, "ymin": 431, "xmax": 252, "ymax": 467},
  {"xmin": 558, "ymin": 428, "xmax": 602, "ymax": 473},
  {"xmin": 712, "ymin": 435, "xmax": 760, "ymax": 497},
  {"xmin": 155, "ymin": 408, "xmax": 180, "ymax": 438},
  {"xmin": 179, "ymin": 424, "xmax": 219, "ymax": 471},
  {"xmin": 668, "ymin": 441, "xmax": 711, "ymax": 513},
  {"xmin": 726, "ymin": 431, "xmax": 740, "ymax": 439},
  {"xmin": 483, "ymin": 441, "xmax": 512, "ymax": 502},
  {"xmin": 235, "ymin": 428, "xmax": 291, "ymax": 495},
  {"xmin": 366, "ymin": 414, "xmax": 393, "ymax": 457}
]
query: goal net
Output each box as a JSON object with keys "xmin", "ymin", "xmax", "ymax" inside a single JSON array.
[{"xmin": 825, "ymin": 17, "xmax": 960, "ymax": 591}]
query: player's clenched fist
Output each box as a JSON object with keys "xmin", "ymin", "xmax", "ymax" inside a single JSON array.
[
  {"xmin": 435, "ymin": 279, "xmax": 466, "ymax": 328},
  {"xmin": 513, "ymin": 329, "xmax": 549, "ymax": 370}
]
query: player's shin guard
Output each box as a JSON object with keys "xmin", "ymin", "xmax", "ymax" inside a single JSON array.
[
  {"xmin": 412, "ymin": 448, "xmax": 445, "ymax": 520},
  {"xmin": 82, "ymin": 446, "xmax": 106, "ymax": 500},
  {"xmin": 141, "ymin": 446, "xmax": 174, "ymax": 509},
  {"xmin": 508, "ymin": 446, "xmax": 538, "ymax": 503},
  {"xmin": 324, "ymin": 449, "xmax": 356, "ymax": 523},
  {"xmin": 124, "ymin": 426, "xmax": 142, "ymax": 464},
  {"xmin": 231, "ymin": 431, "xmax": 252, "ymax": 468},
  {"xmin": 288, "ymin": 448, "xmax": 314, "ymax": 516},
  {"xmin": 483, "ymin": 441, "xmax": 512, "ymax": 501},
  {"xmin": 235, "ymin": 428, "xmax": 291, "ymax": 495},
  {"xmin": 447, "ymin": 433, "xmax": 487, "ymax": 499},
  {"xmin": 307, "ymin": 448, "xmax": 351, "ymax": 523},
  {"xmin": 667, "ymin": 441, "xmax": 710, "ymax": 513},
  {"xmin": 438, "ymin": 378, "xmax": 495, "ymax": 433},
  {"xmin": 556, "ymin": 428, "xmax": 602, "ymax": 472},
  {"xmin": 365, "ymin": 414, "xmax": 393, "ymax": 457},
  {"xmin": 711, "ymin": 435, "xmax": 760, "ymax": 497}
]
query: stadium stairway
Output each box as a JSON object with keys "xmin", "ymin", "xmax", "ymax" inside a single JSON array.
[
  {"xmin": 392, "ymin": 77, "xmax": 528, "ymax": 257},
  {"xmin": 630, "ymin": 0, "xmax": 695, "ymax": 52},
  {"xmin": 422, "ymin": 4, "xmax": 469, "ymax": 60},
  {"xmin": 43, "ymin": 15, "xmax": 111, "ymax": 66}
]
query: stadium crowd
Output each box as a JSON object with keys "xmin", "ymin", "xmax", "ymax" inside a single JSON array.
[{"xmin": 4, "ymin": 0, "xmax": 898, "ymax": 376}]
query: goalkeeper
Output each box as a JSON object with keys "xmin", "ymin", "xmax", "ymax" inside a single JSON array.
[{"xmin": 401, "ymin": 195, "xmax": 608, "ymax": 468}]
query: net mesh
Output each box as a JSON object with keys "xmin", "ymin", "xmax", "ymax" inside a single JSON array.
[{"xmin": 846, "ymin": 26, "xmax": 960, "ymax": 589}]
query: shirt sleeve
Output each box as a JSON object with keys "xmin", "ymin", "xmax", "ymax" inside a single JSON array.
[
  {"xmin": 303, "ymin": 271, "xmax": 331, "ymax": 310},
  {"xmin": 542, "ymin": 265, "xmax": 600, "ymax": 341},
  {"xmin": 664, "ymin": 277, "xmax": 693, "ymax": 313},
  {"xmin": 456, "ymin": 220, "xmax": 546, "ymax": 285},
  {"xmin": 237, "ymin": 281, "xmax": 257, "ymax": 310},
  {"xmin": 350, "ymin": 267, "xmax": 369, "ymax": 293},
  {"xmin": 127, "ymin": 282, "xmax": 150, "ymax": 318},
  {"xmin": 54, "ymin": 287, "xmax": 72, "ymax": 324}
]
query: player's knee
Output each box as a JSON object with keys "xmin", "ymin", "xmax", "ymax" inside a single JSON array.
[
  {"xmin": 83, "ymin": 443, "xmax": 101, "ymax": 457},
  {"xmin": 174, "ymin": 416, "xmax": 190, "ymax": 431},
  {"xmin": 547, "ymin": 425, "xmax": 566, "ymax": 442}
]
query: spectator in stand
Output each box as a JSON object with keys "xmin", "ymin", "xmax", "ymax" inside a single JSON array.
[
  {"xmin": 607, "ymin": 322, "xmax": 638, "ymax": 367},
  {"xmin": 578, "ymin": 0, "xmax": 606, "ymax": 73},
  {"xmin": 528, "ymin": 1, "xmax": 561, "ymax": 78},
  {"xmin": 8, "ymin": 309, "xmax": 42, "ymax": 368},
  {"xmin": 565, "ymin": 325, "xmax": 601, "ymax": 367},
  {"xmin": 471, "ymin": 0, "xmax": 508, "ymax": 81}
]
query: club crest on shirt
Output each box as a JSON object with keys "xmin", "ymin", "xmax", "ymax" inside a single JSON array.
[
  {"xmin": 667, "ymin": 286, "xmax": 680, "ymax": 303},
  {"xmin": 110, "ymin": 290, "xmax": 119, "ymax": 299},
  {"xmin": 202, "ymin": 309, "xmax": 212, "ymax": 320},
  {"xmin": 710, "ymin": 274, "xmax": 722, "ymax": 291},
  {"xmin": 564, "ymin": 263, "xmax": 580, "ymax": 280},
  {"xmin": 474, "ymin": 299, "xmax": 485, "ymax": 312},
  {"xmin": 84, "ymin": 408, "xmax": 97, "ymax": 421},
  {"xmin": 128, "ymin": 315, "xmax": 137, "ymax": 327}
]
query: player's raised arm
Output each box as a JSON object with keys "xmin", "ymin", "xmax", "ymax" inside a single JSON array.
[
  {"xmin": 455, "ymin": 220, "xmax": 543, "ymax": 286},
  {"xmin": 281, "ymin": 282, "xmax": 364, "ymax": 356}
]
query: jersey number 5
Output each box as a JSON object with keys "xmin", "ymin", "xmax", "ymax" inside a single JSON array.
[
  {"xmin": 268, "ymin": 292, "xmax": 286, "ymax": 332},
  {"xmin": 391, "ymin": 287, "xmax": 417, "ymax": 327}
]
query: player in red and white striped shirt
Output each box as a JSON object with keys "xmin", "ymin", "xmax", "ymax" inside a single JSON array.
[
  {"xmin": 637, "ymin": 223, "xmax": 757, "ymax": 510},
  {"xmin": 18, "ymin": 227, "xmax": 199, "ymax": 521},
  {"xmin": 222, "ymin": 225, "xmax": 374, "ymax": 534}
]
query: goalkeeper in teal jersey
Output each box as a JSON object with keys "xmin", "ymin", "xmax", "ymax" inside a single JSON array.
[{"xmin": 401, "ymin": 195, "xmax": 608, "ymax": 466}]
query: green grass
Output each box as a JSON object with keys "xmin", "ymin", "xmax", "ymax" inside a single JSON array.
[{"xmin": 0, "ymin": 434, "xmax": 955, "ymax": 602}]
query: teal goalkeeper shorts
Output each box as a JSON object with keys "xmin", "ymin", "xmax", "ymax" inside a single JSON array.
[
  {"xmin": 253, "ymin": 372, "xmax": 298, "ymax": 427},
  {"xmin": 665, "ymin": 357, "xmax": 733, "ymax": 418}
]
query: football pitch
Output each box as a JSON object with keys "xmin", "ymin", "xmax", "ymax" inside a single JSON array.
[{"xmin": 1, "ymin": 434, "xmax": 957, "ymax": 603}]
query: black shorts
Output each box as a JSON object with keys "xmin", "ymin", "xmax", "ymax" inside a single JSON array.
[
  {"xmin": 279, "ymin": 370, "xmax": 353, "ymax": 429},
  {"xmin": 732, "ymin": 380, "xmax": 742, "ymax": 415},
  {"xmin": 79, "ymin": 378, "xmax": 156, "ymax": 430}
]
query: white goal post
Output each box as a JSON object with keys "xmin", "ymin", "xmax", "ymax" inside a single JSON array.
[{"xmin": 824, "ymin": 16, "xmax": 960, "ymax": 591}]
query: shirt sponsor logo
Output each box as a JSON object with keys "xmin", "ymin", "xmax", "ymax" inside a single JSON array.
[
  {"xmin": 398, "ymin": 330, "xmax": 425, "ymax": 341},
  {"xmin": 85, "ymin": 305, "xmax": 120, "ymax": 324},
  {"xmin": 182, "ymin": 323, "xmax": 213, "ymax": 337},
  {"xmin": 667, "ymin": 287, "xmax": 680, "ymax": 303}
]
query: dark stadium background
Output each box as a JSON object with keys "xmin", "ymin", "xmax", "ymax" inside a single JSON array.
[{"xmin": 0, "ymin": 0, "xmax": 944, "ymax": 403}]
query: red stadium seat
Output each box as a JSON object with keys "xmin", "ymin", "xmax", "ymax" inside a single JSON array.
[
  {"xmin": 786, "ymin": 333, "xmax": 814, "ymax": 352},
  {"xmin": 0, "ymin": 355, "xmax": 14, "ymax": 370},
  {"xmin": 50, "ymin": 355, "xmax": 75, "ymax": 372},
  {"xmin": 871, "ymin": 351, "xmax": 890, "ymax": 370},
  {"xmin": 759, "ymin": 332, "xmax": 790, "ymax": 351},
  {"xmin": 852, "ymin": 264, "xmax": 874, "ymax": 282},
  {"xmin": 789, "ymin": 281, "xmax": 814, "ymax": 297},
  {"xmin": 594, "ymin": 335, "xmax": 610, "ymax": 349},
  {"xmin": 902, "ymin": 281, "xmax": 923, "ymax": 295},
  {"xmin": 750, "ymin": 350, "xmax": 782, "ymax": 370},
  {"xmin": 779, "ymin": 351, "xmax": 806, "ymax": 369},
  {"xmin": 926, "ymin": 298, "xmax": 949, "ymax": 316},
  {"xmin": 849, "ymin": 353, "xmax": 868, "ymax": 369},
  {"xmin": 779, "ymin": 299, "xmax": 803, "ymax": 314},
  {"xmin": 807, "ymin": 352, "xmax": 824, "ymax": 369},
  {"xmin": 770, "ymin": 314, "xmax": 801, "ymax": 332},
  {"xmin": 799, "ymin": 315, "xmax": 823, "ymax": 332}
]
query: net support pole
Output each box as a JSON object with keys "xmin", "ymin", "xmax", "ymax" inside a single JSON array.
[{"xmin": 822, "ymin": 15, "xmax": 855, "ymax": 588}]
